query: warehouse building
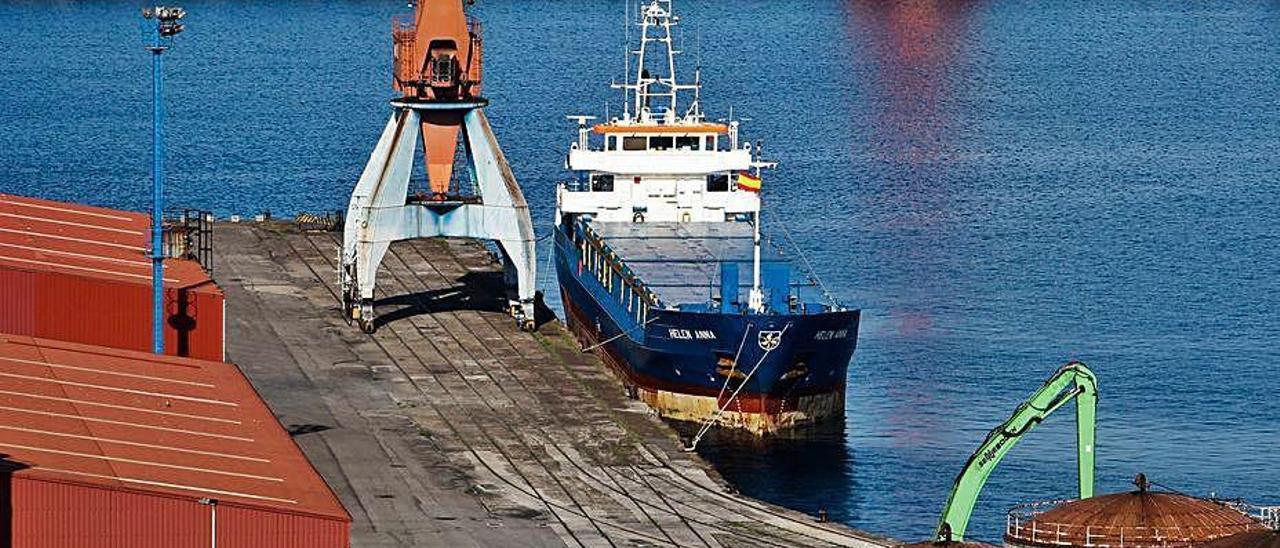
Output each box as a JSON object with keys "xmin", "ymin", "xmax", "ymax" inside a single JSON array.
[
  {"xmin": 0, "ymin": 193, "xmax": 223, "ymax": 361},
  {"xmin": 0, "ymin": 334, "xmax": 350, "ymax": 547}
]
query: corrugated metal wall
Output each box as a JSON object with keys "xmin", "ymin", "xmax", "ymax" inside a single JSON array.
[
  {"xmin": 5, "ymin": 477, "xmax": 349, "ymax": 548},
  {"xmin": 0, "ymin": 269, "xmax": 35, "ymax": 335},
  {"xmin": 0, "ymin": 268, "xmax": 224, "ymax": 361},
  {"xmin": 9, "ymin": 477, "xmax": 209, "ymax": 548},
  {"xmin": 218, "ymin": 504, "xmax": 351, "ymax": 548}
]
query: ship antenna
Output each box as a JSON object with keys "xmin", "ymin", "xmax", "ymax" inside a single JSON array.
[
  {"xmin": 693, "ymin": 24, "xmax": 702, "ymax": 120},
  {"xmin": 696, "ymin": 21, "xmax": 701, "ymax": 68},
  {"xmin": 623, "ymin": 0, "xmax": 630, "ymax": 119},
  {"xmin": 689, "ymin": 66, "xmax": 702, "ymax": 121}
]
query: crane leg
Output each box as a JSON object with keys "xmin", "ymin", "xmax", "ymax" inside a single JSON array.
[
  {"xmin": 498, "ymin": 237, "xmax": 537, "ymax": 331},
  {"xmin": 340, "ymin": 106, "xmax": 537, "ymax": 333},
  {"xmin": 463, "ymin": 109, "xmax": 538, "ymax": 331},
  {"xmin": 345, "ymin": 0, "xmax": 533, "ymax": 333},
  {"xmin": 341, "ymin": 109, "xmax": 419, "ymax": 334}
]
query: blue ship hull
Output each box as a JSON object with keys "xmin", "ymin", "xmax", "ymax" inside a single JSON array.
[{"xmin": 554, "ymin": 225, "xmax": 859, "ymax": 433}]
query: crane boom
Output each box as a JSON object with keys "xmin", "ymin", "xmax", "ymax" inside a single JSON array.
[{"xmin": 934, "ymin": 361, "xmax": 1098, "ymax": 542}]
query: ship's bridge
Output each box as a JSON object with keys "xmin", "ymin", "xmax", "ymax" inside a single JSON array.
[
  {"xmin": 560, "ymin": 120, "xmax": 760, "ymax": 224},
  {"xmin": 568, "ymin": 121, "xmax": 751, "ymax": 175}
]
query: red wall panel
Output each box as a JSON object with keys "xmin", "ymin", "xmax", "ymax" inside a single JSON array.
[
  {"xmin": 34, "ymin": 272, "xmax": 149, "ymax": 355},
  {"xmin": 0, "ymin": 267, "xmax": 224, "ymax": 361},
  {"xmin": 9, "ymin": 477, "xmax": 209, "ymax": 548},
  {"xmin": 3, "ymin": 478, "xmax": 349, "ymax": 548},
  {"xmin": 217, "ymin": 504, "xmax": 351, "ymax": 548},
  {"xmin": 177, "ymin": 288, "xmax": 224, "ymax": 362},
  {"xmin": 0, "ymin": 269, "xmax": 36, "ymax": 335}
]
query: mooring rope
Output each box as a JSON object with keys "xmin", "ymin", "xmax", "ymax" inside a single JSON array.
[
  {"xmin": 767, "ymin": 210, "xmax": 838, "ymax": 306},
  {"xmin": 580, "ymin": 316, "xmax": 658, "ymax": 353},
  {"xmin": 713, "ymin": 323, "xmax": 755, "ymax": 404},
  {"xmin": 537, "ymin": 234, "xmax": 556, "ymax": 293},
  {"xmin": 685, "ymin": 322, "xmax": 792, "ymax": 452}
]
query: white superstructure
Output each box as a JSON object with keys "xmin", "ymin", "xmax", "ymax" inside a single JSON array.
[
  {"xmin": 556, "ymin": 0, "xmax": 776, "ymax": 311},
  {"xmin": 557, "ymin": 0, "xmax": 773, "ymax": 226}
]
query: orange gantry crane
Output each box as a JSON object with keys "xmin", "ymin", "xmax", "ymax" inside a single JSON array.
[{"xmin": 341, "ymin": 0, "xmax": 537, "ymax": 333}]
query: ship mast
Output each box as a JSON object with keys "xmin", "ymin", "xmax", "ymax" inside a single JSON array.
[
  {"xmin": 749, "ymin": 192, "xmax": 764, "ymax": 313},
  {"xmin": 747, "ymin": 145, "xmax": 776, "ymax": 314},
  {"xmin": 600, "ymin": 0, "xmax": 771, "ymax": 313},
  {"xmin": 612, "ymin": 0, "xmax": 701, "ymax": 125}
]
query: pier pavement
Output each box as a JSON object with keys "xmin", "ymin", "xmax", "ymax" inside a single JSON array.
[{"xmin": 212, "ymin": 222, "xmax": 892, "ymax": 548}]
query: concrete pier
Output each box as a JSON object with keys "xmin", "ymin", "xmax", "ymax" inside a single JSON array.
[{"xmin": 213, "ymin": 222, "xmax": 892, "ymax": 548}]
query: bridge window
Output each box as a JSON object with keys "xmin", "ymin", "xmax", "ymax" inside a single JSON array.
[
  {"xmin": 675, "ymin": 136, "xmax": 700, "ymax": 150},
  {"xmin": 706, "ymin": 173, "xmax": 729, "ymax": 192},
  {"xmin": 650, "ymin": 136, "xmax": 674, "ymax": 150},
  {"xmin": 622, "ymin": 136, "xmax": 647, "ymax": 151},
  {"xmin": 705, "ymin": 136, "xmax": 716, "ymax": 150},
  {"xmin": 606, "ymin": 136, "xmax": 618, "ymax": 151}
]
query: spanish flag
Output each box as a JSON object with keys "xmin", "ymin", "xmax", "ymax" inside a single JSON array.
[{"xmin": 737, "ymin": 171, "xmax": 762, "ymax": 192}]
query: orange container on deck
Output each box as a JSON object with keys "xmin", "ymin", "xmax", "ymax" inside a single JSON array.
[{"xmin": 0, "ymin": 194, "xmax": 224, "ymax": 361}]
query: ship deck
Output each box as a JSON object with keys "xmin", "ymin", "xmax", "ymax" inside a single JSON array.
[{"xmin": 590, "ymin": 221, "xmax": 801, "ymax": 306}]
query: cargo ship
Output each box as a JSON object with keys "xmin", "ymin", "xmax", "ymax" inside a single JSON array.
[{"xmin": 554, "ymin": 0, "xmax": 860, "ymax": 434}]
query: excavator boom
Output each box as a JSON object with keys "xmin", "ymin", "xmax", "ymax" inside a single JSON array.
[{"xmin": 934, "ymin": 361, "xmax": 1098, "ymax": 542}]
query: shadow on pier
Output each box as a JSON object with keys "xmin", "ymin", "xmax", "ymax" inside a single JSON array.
[{"xmin": 373, "ymin": 270, "xmax": 556, "ymax": 331}]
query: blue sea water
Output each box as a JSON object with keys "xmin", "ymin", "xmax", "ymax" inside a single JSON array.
[{"xmin": 2, "ymin": 0, "xmax": 1278, "ymax": 542}]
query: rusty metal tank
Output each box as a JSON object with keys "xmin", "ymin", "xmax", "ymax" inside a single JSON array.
[
  {"xmin": 1004, "ymin": 476, "xmax": 1268, "ymax": 548},
  {"xmin": 901, "ymin": 541, "xmax": 999, "ymax": 548},
  {"xmin": 1199, "ymin": 530, "xmax": 1280, "ymax": 548}
]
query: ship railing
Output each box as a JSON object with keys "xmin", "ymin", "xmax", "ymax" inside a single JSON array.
[
  {"xmin": 1222, "ymin": 501, "xmax": 1280, "ymax": 530},
  {"xmin": 1006, "ymin": 501, "xmax": 1270, "ymax": 548},
  {"xmin": 1265, "ymin": 507, "xmax": 1280, "ymax": 529},
  {"xmin": 576, "ymin": 219, "xmax": 661, "ymax": 313}
]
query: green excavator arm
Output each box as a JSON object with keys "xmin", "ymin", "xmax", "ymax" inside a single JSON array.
[{"xmin": 934, "ymin": 361, "xmax": 1098, "ymax": 542}]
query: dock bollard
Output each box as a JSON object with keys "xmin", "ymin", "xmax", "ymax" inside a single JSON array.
[{"xmin": 817, "ymin": 508, "xmax": 829, "ymax": 523}]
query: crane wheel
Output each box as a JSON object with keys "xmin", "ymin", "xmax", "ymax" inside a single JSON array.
[{"xmin": 341, "ymin": 295, "xmax": 354, "ymax": 326}]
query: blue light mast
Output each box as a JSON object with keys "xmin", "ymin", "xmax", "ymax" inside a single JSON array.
[{"xmin": 142, "ymin": 6, "xmax": 186, "ymax": 354}]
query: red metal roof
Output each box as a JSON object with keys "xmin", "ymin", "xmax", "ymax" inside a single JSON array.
[
  {"xmin": 592, "ymin": 122, "xmax": 729, "ymax": 134},
  {"xmin": 0, "ymin": 193, "xmax": 217, "ymax": 294},
  {"xmin": 0, "ymin": 334, "xmax": 349, "ymax": 522}
]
